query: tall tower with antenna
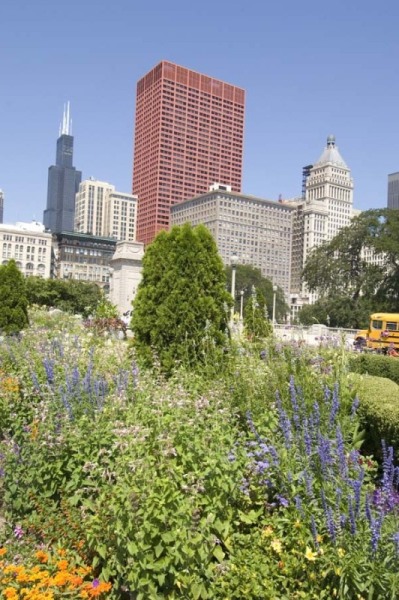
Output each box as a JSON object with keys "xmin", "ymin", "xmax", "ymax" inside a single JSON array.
[{"xmin": 43, "ymin": 103, "xmax": 82, "ymax": 233}]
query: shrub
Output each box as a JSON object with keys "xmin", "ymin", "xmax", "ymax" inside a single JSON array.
[
  {"xmin": 0, "ymin": 259, "xmax": 29, "ymax": 334},
  {"xmin": 349, "ymin": 353, "xmax": 399, "ymax": 386},
  {"xmin": 352, "ymin": 373, "xmax": 399, "ymax": 458},
  {"xmin": 131, "ymin": 224, "xmax": 232, "ymax": 373}
]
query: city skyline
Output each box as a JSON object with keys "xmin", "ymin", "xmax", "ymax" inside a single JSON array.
[{"xmin": 2, "ymin": 0, "xmax": 399, "ymax": 225}]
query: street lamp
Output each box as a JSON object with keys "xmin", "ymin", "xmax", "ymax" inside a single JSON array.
[
  {"xmin": 230, "ymin": 253, "xmax": 238, "ymax": 325},
  {"xmin": 240, "ymin": 289, "xmax": 245, "ymax": 321},
  {"xmin": 272, "ymin": 284, "xmax": 278, "ymax": 327}
]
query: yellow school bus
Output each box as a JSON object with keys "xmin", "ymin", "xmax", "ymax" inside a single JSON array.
[{"xmin": 356, "ymin": 313, "xmax": 399, "ymax": 351}]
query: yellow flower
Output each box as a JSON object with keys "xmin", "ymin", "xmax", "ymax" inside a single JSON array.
[
  {"xmin": 271, "ymin": 538, "xmax": 283, "ymax": 554},
  {"xmin": 294, "ymin": 519, "xmax": 301, "ymax": 528},
  {"xmin": 335, "ymin": 567, "xmax": 342, "ymax": 576},
  {"xmin": 305, "ymin": 546, "xmax": 317, "ymax": 561},
  {"xmin": 337, "ymin": 547, "xmax": 345, "ymax": 558},
  {"xmin": 0, "ymin": 547, "xmax": 7, "ymax": 556},
  {"xmin": 3, "ymin": 588, "xmax": 18, "ymax": 600},
  {"xmin": 316, "ymin": 534, "xmax": 323, "ymax": 543},
  {"xmin": 262, "ymin": 525, "xmax": 274, "ymax": 537}
]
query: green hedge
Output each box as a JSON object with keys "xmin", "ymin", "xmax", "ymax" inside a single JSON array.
[
  {"xmin": 351, "ymin": 373, "xmax": 399, "ymax": 458},
  {"xmin": 349, "ymin": 353, "xmax": 399, "ymax": 385}
]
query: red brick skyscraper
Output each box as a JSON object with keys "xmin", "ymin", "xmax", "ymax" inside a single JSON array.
[{"xmin": 132, "ymin": 61, "xmax": 245, "ymax": 245}]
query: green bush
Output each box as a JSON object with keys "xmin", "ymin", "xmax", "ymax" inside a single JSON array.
[
  {"xmin": 349, "ymin": 353, "xmax": 399, "ymax": 386},
  {"xmin": 351, "ymin": 373, "xmax": 399, "ymax": 457},
  {"xmin": 131, "ymin": 224, "xmax": 232, "ymax": 373},
  {"xmin": 0, "ymin": 259, "xmax": 29, "ymax": 334}
]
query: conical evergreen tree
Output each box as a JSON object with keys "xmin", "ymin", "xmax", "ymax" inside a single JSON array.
[
  {"xmin": 244, "ymin": 288, "xmax": 272, "ymax": 340},
  {"xmin": 0, "ymin": 260, "xmax": 29, "ymax": 334},
  {"xmin": 131, "ymin": 224, "xmax": 232, "ymax": 372}
]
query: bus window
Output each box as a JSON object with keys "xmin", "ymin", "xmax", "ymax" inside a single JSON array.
[
  {"xmin": 386, "ymin": 322, "xmax": 398, "ymax": 331},
  {"xmin": 372, "ymin": 320, "xmax": 383, "ymax": 329}
]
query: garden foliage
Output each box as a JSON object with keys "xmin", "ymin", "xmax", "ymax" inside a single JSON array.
[
  {"xmin": 1, "ymin": 310, "xmax": 399, "ymax": 598},
  {"xmin": 0, "ymin": 259, "xmax": 29, "ymax": 334},
  {"xmin": 350, "ymin": 352, "xmax": 399, "ymax": 386},
  {"xmin": 131, "ymin": 224, "xmax": 232, "ymax": 372},
  {"xmin": 25, "ymin": 276, "xmax": 102, "ymax": 316},
  {"xmin": 353, "ymin": 373, "xmax": 399, "ymax": 458},
  {"xmin": 243, "ymin": 289, "xmax": 272, "ymax": 340}
]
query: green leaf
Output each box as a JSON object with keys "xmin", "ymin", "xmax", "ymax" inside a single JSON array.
[{"xmin": 213, "ymin": 545, "xmax": 225, "ymax": 562}]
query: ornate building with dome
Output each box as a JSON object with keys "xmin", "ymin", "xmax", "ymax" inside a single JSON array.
[{"xmin": 284, "ymin": 135, "xmax": 355, "ymax": 314}]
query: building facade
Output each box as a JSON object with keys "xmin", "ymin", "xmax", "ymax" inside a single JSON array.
[
  {"xmin": 52, "ymin": 231, "xmax": 116, "ymax": 290},
  {"xmin": 74, "ymin": 178, "xmax": 138, "ymax": 241},
  {"xmin": 388, "ymin": 172, "xmax": 399, "ymax": 209},
  {"xmin": 43, "ymin": 103, "xmax": 82, "ymax": 233},
  {"xmin": 0, "ymin": 221, "xmax": 52, "ymax": 278},
  {"xmin": 132, "ymin": 61, "xmax": 245, "ymax": 245},
  {"xmin": 171, "ymin": 185, "xmax": 294, "ymax": 298}
]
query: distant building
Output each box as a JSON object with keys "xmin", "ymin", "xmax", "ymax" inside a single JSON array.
[
  {"xmin": 0, "ymin": 190, "xmax": 4, "ymax": 223},
  {"xmin": 74, "ymin": 178, "xmax": 137, "ymax": 241},
  {"xmin": 388, "ymin": 172, "xmax": 399, "ymax": 209},
  {"xmin": 0, "ymin": 221, "xmax": 52, "ymax": 278},
  {"xmin": 283, "ymin": 135, "xmax": 355, "ymax": 315},
  {"xmin": 52, "ymin": 231, "xmax": 116, "ymax": 291},
  {"xmin": 301, "ymin": 165, "xmax": 313, "ymax": 198},
  {"xmin": 133, "ymin": 60, "xmax": 245, "ymax": 245},
  {"xmin": 171, "ymin": 184, "xmax": 294, "ymax": 299},
  {"xmin": 43, "ymin": 103, "xmax": 82, "ymax": 233}
]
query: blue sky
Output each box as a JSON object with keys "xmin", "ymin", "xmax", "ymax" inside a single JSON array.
[{"xmin": 1, "ymin": 0, "xmax": 399, "ymax": 224}]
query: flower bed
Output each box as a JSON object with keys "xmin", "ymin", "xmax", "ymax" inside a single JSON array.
[{"xmin": 0, "ymin": 310, "xmax": 398, "ymax": 598}]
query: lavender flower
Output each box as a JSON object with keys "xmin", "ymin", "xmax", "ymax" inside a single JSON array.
[
  {"xmin": 350, "ymin": 396, "xmax": 360, "ymax": 419},
  {"xmin": 348, "ymin": 496, "xmax": 356, "ymax": 535},
  {"xmin": 335, "ymin": 426, "xmax": 347, "ymax": 480},
  {"xmin": 329, "ymin": 383, "xmax": 340, "ymax": 427},
  {"xmin": 370, "ymin": 515, "xmax": 382, "ymax": 555},
  {"xmin": 310, "ymin": 515, "xmax": 319, "ymax": 547},
  {"xmin": 294, "ymin": 495, "xmax": 304, "ymax": 516},
  {"xmin": 43, "ymin": 358, "xmax": 55, "ymax": 384},
  {"xmin": 14, "ymin": 525, "xmax": 24, "ymax": 539}
]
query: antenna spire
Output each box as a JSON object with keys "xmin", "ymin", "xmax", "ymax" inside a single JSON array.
[{"xmin": 59, "ymin": 101, "xmax": 72, "ymax": 136}]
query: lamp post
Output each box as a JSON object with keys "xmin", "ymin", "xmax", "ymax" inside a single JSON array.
[
  {"xmin": 240, "ymin": 289, "xmax": 244, "ymax": 321},
  {"xmin": 230, "ymin": 253, "xmax": 238, "ymax": 325},
  {"xmin": 272, "ymin": 284, "xmax": 278, "ymax": 327}
]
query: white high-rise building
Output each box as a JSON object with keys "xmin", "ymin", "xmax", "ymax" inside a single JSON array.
[
  {"xmin": 74, "ymin": 179, "xmax": 138, "ymax": 242},
  {"xmin": 284, "ymin": 135, "xmax": 355, "ymax": 313},
  {"xmin": 303, "ymin": 135, "xmax": 354, "ymax": 264}
]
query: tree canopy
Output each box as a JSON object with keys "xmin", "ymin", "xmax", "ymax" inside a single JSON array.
[
  {"xmin": 25, "ymin": 277, "xmax": 102, "ymax": 317},
  {"xmin": 225, "ymin": 264, "xmax": 289, "ymax": 322},
  {"xmin": 300, "ymin": 209, "xmax": 399, "ymax": 328},
  {"xmin": 131, "ymin": 224, "xmax": 232, "ymax": 372},
  {"xmin": 0, "ymin": 259, "xmax": 29, "ymax": 334}
]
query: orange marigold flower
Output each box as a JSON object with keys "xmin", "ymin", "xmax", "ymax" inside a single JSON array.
[
  {"xmin": 69, "ymin": 575, "xmax": 84, "ymax": 587},
  {"xmin": 50, "ymin": 571, "xmax": 70, "ymax": 586},
  {"xmin": 57, "ymin": 549, "xmax": 66, "ymax": 557},
  {"xmin": 0, "ymin": 547, "xmax": 7, "ymax": 556},
  {"xmin": 35, "ymin": 550, "xmax": 49, "ymax": 563},
  {"xmin": 56, "ymin": 559, "xmax": 68, "ymax": 571},
  {"xmin": 84, "ymin": 580, "xmax": 112, "ymax": 598},
  {"xmin": 16, "ymin": 570, "xmax": 29, "ymax": 583}
]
